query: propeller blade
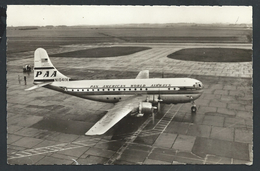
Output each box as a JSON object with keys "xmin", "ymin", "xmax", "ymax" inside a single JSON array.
[
  {"xmin": 152, "ymin": 108, "xmax": 155, "ymax": 124},
  {"xmin": 158, "ymin": 102, "xmax": 161, "ymax": 114}
]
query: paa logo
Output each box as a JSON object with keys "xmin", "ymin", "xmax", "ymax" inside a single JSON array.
[{"xmin": 35, "ymin": 71, "xmax": 57, "ymax": 77}]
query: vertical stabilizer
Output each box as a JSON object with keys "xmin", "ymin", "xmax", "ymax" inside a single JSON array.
[{"xmin": 33, "ymin": 48, "xmax": 69, "ymax": 83}]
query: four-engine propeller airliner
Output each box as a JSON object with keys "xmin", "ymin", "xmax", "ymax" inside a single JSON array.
[{"xmin": 26, "ymin": 48, "xmax": 204, "ymax": 135}]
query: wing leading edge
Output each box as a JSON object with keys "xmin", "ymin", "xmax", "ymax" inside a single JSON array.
[{"xmin": 85, "ymin": 96, "xmax": 146, "ymax": 135}]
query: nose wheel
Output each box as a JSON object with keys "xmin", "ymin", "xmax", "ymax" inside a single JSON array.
[
  {"xmin": 191, "ymin": 99, "xmax": 197, "ymax": 114},
  {"xmin": 191, "ymin": 106, "xmax": 197, "ymax": 113}
]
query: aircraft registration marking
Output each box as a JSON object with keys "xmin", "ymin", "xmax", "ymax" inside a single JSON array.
[{"xmin": 54, "ymin": 78, "xmax": 69, "ymax": 82}]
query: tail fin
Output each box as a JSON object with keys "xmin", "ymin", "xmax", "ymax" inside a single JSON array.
[{"xmin": 34, "ymin": 48, "xmax": 69, "ymax": 83}]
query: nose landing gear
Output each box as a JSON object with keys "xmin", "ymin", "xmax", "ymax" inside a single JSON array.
[
  {"xmin": 190, "ymin": 97, "xmax": 197, "ymax": 114},
  {"xmin": 191, "ymin": 105, "xmax": 197, "ymax": 113}
]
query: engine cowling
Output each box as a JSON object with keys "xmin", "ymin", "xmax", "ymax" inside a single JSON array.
[{"xmin": 139, "ymin": 102, "xmax": 153, "ymax": 113}]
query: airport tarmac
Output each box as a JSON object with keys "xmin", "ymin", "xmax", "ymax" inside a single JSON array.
[{"xmin": 7, "ymin": 43, "xmax": 253, "ymax": 165}]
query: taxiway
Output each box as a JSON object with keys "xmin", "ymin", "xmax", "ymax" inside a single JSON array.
[{"xmin": 7, "ymin": 43, "xmax": 253, "ymax": 164}]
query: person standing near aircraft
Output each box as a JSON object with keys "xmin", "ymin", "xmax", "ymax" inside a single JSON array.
[{"xmin": 24, "ymin": 76, "xmax": 27, "ymax": 85}]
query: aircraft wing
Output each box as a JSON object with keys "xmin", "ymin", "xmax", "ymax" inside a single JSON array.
[
  {"xmin": 136, "ymin": 70, "xmax": 149, "ymax": 79},
  {"xmin": 85, "ymin": 95, "xmax": 146, "ymax": 135}
]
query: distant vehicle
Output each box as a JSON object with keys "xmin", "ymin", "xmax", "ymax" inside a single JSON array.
[
  {"xmin": 23, "ymin": 64, "xmax": 32, "ymax": 72},
  {"xmin": 26, "ymin": 48, "xmax": 204, "ymax": 135}
]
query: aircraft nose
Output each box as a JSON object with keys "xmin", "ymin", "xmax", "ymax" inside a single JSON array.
[
  {"xmin": 193, "ymin": 80, "xmax": 204, "ymax": 91},
  {"xmin": 198, "ymin": 82, "xmax": 203, "ymax": 89},
  {"xmin": 198, "ymin": 82, "xmax": 204, "ymax": 95}
]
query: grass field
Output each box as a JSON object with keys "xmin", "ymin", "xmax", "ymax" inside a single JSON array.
[
  {"xmin": 7, "ymin": 24, "xmax": 252, "ymax": 54},
  {"xmin": 167, "ymin": 48, "xmax": 252, "ymax": 62},
  {"xmin": 49, "ymin": 46, "xmax": 151, "ymax": 58}
]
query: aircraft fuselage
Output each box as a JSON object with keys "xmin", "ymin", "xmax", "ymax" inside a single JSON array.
[{"xmin": 43, "ymin": 77, "xmax": 203, "ymax": 104}]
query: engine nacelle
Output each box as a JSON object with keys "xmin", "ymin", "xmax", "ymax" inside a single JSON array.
[{"xmin": 139, "ymin": 102, "xmax": 153, "ymax": 114}]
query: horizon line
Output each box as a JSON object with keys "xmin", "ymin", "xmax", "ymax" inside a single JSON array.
[{"xmin": 7, "ymin": 22, "xmax": 253, "ymax": 27}]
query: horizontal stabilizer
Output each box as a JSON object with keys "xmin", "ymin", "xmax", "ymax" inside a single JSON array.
[{"xmin": 25, "ymin": 82, "xmax": 51, "ymax": 91}]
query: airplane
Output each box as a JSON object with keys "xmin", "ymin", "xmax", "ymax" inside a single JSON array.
[{"xmin": 26, "ymin": 48, "xmax": 204, "ymax": 135}]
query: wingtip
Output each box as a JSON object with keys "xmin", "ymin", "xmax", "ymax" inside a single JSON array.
[
  {"xmin": 85, "ymin": 129, "xmax": 97, "ymax": 136},
  {"xmin": 85, "ymin": 131, "xmax": 100, "ymax": 136},
  {"xmin": 85, "ymin": 132, "xmax": 91, "ymax": 136},
  {"xmin": 85, "ymin": 129, "xmax": 105, "ymax": 136}
]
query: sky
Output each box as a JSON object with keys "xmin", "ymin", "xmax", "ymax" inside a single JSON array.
[{"xmin": 7, "ymin": 5, "xmax": 252, "ymax": 26}]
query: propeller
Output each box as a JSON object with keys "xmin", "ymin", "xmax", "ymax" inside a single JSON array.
[
  {"xmin": 157, "ymin": 102, "xmax": 161, "ymax": 114},
  {"xmin": 157, "ymin": 71, "xmax": 164, "ymax": 114},
  {"xmin": 151, "ymin": 106, "xmax": 157, "ymax": 124},
  {"xmin": 157, "ymin": 94, "xmax": 162, "ymax": 114},
  {"xmin": 152, "ymin": 107, "xmax": 155, "ymax": 124},
  {"xmin": 136, "ymin": 102, "xmax": 144, "ymax": 117}
]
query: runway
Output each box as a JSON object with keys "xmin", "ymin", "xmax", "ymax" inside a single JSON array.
[{"xmin": 7, "ymin": 42, "xmax": 253, "ymax": 164}]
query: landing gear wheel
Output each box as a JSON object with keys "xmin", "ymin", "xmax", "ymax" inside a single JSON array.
[
  {"xmin": 191, "ymin": 106, "xmax": 197, "ymax": 113},
  {"xmin": 190, "ymin": 99, "xmax": 196, "ymax": 114}
]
